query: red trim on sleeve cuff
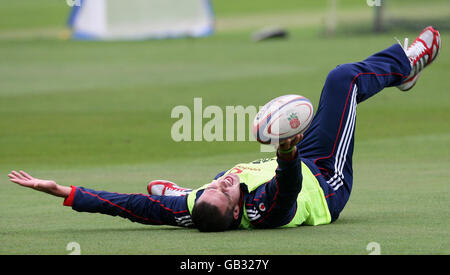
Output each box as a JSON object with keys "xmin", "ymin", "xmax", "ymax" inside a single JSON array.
[{"xmin": 63, "ymin": 186, "xmax": 77, "ymax": 207}]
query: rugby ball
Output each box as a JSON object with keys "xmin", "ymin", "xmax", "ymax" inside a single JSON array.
[{"xmin": 252, "ymin": 94, "xmax": 314, "ymax": 144}]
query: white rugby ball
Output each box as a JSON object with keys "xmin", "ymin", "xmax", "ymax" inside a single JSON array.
[{"xmin": 252, "ymin": 94, "xmax": 314, "ymax": 144}]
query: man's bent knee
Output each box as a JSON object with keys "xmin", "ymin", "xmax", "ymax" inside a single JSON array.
[{"xmin": 326, "ymin": 64, "xmax": 359, "ymax": 85}]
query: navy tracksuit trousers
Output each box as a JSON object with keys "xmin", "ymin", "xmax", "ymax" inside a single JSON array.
[{"xmin": 298, "ymin": 43, "xmax": 411, "ymax": 220}]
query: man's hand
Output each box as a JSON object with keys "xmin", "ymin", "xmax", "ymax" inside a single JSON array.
[
  {"xmin": 8, "ymin": 170, "xmax": 71, "ymax": 198},
  {"xmin": 279, "ymin": 134, "xmax": 303, "ymax": 151},
  {"xmin": 277, "ymin": 134, "xmax": 303, "ymax": 160}
]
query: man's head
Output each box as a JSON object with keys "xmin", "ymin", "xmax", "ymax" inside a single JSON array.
[{"xmin": 191, "ymin": 173, "xmax": 242, "ymax": 232}]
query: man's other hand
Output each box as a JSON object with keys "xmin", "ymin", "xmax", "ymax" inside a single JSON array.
[{"xmin": 8, "ymin": 170, "xmax": 70, "ymax": 198}]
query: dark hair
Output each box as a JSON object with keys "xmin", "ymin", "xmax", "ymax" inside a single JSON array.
[{"xmin": 191, "ymin": 201, "xmax": 235, "ymax": 232}]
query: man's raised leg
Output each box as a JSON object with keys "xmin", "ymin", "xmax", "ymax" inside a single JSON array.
[{"xmin": 298, "ymin": 26, "xmax": 441, "ymax": 220}]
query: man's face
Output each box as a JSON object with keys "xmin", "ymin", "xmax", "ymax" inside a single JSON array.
[{"xmin": 197, "ymin": 173, "xmax": 241, "ymax": 219}]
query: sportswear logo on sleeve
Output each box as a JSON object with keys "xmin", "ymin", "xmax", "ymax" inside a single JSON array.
[
  {"xmin": 175, "ymin": 215, "xmax": 194, "ymax": 227},
  {"xmin": 246, "ymin": 207, "xmax": 261, "ymax": 221}
]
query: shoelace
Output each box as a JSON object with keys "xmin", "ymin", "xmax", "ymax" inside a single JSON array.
[
  {"xmin": 395, "ymin": 36, "xmax": 427, "ymax": 67},
  {"xmin": 394, "ymin": 37, "xmax": 408, "ymax": 50},
  {"xmin": 406, "ymin": 41, "xmax": 427, "ymax": 63}
]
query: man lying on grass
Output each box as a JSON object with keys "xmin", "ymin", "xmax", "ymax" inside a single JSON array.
[{"xmin": 9, "ymin": 27, "xmax": 441, "ymax": 232}]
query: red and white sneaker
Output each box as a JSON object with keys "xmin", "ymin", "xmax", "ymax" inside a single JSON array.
[
  {"xmin": 147, "ymin": 180, "xmax": 192, "ymax": 196},
  {"xmin": 397, "ymin": 26, "xmax": 441, "ymax": 91}
]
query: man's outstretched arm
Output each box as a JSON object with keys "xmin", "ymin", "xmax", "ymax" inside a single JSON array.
[{"xmin": 8, "ymin": 170, "xmax": 192, "ymax": 227}]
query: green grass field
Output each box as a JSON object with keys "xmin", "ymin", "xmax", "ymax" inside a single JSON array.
[{"xmin": 0, "ymin": 0, "xmax": 449, "ymax": 255}]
